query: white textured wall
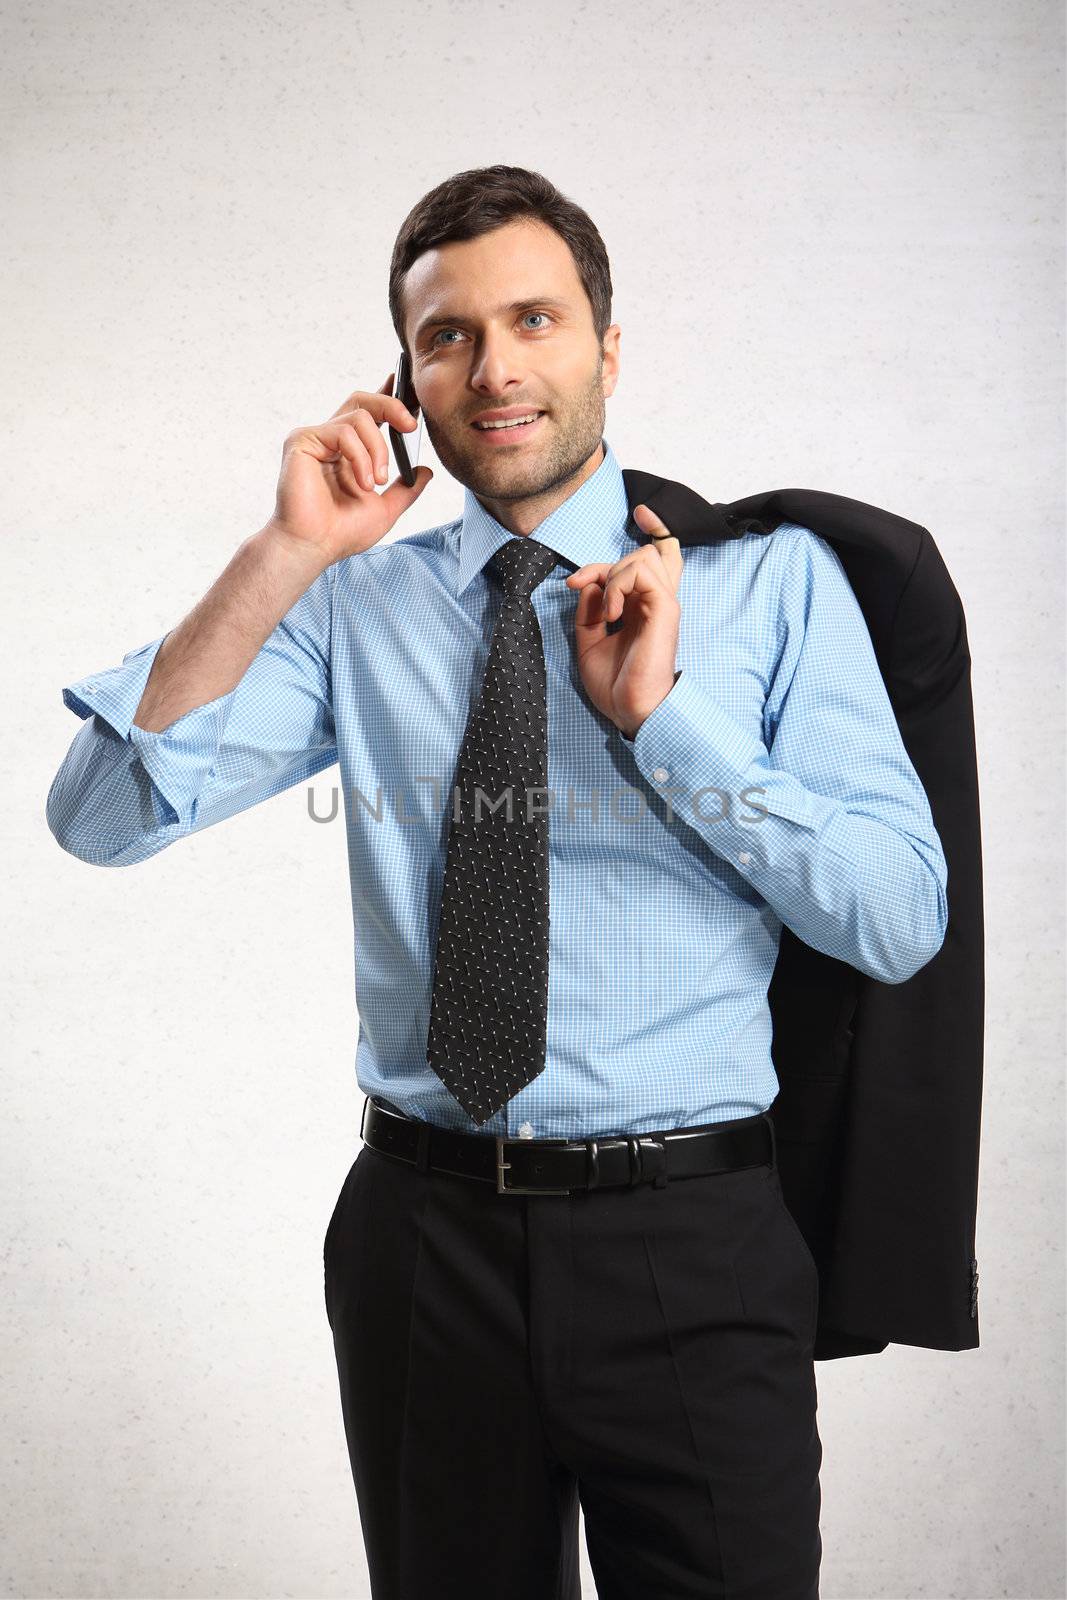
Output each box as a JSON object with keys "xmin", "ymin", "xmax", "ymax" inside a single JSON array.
[{"xmin": 5, "ymin": 0, "xmax": 1063, "ymax": 1594}]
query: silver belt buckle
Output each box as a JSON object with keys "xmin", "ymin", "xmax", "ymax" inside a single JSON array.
[{"xmin": 495, "ymin": 1136, "xmax": 573, "ymax": 1195}]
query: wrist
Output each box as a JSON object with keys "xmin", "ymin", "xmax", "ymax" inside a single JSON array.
[
  {"xmin": 255, "ymin": 519, "xmax": 334, "ymax": 581},
  {"xmin": 618, "ymin": 670, "xmax": 682, "ymax": 743}
]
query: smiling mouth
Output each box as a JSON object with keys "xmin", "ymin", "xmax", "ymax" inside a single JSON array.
[{"xmin": 470, "ymin": 412, "xmax": 546, "ymax": 443}]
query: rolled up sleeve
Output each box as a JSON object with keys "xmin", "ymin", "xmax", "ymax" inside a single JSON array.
[{"xmin": 47, "ymin": 566, "xmax": 337, "ymax": 866}]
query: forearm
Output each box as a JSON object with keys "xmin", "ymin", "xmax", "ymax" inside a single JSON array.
[{"xmin": 133, "ymin": 522, "xmax": 331, "ymax": 733}]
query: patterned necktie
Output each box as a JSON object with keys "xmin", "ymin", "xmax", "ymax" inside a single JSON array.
[{"xmin": 426, "ymin": 534, "xmax": 563, "ymax": 1126}]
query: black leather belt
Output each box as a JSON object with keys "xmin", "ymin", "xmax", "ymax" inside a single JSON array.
[{"xmin": 360, "ymin": 1095, "xmax": 776, "ymax": 1195}]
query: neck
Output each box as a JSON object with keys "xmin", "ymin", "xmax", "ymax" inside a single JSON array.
[{"xmin": 475, "ymin": 440, "xmax": 605, "ymax": 536}]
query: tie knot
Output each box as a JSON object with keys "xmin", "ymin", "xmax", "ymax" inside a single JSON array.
[{"xmin": 488, "ymin": 536, "xmax": 561, "ymax": 601}]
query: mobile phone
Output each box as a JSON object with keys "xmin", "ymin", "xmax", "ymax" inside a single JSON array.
[{"xmin": 388, "ymin": 349, "xmax": 423, "ymax": 488}]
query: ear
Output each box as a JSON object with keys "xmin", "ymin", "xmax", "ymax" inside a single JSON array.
[{"xmin": 601, "ymin": 323, "xmax": 621, "ymax": 399}]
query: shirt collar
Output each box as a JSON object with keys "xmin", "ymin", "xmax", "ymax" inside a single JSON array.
[{"xmin": 454, "ymin": 435, "xmax": 634, "ymax": 597}]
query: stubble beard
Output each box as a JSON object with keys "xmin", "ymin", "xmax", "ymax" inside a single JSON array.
[{"xmin": 422, "ymin": 367, "xmax": 607, "ymax": 506}]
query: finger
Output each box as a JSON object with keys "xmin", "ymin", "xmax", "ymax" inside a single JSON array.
[
  {"xmin": 632, "ymin": 503, "xmax": 684, "ymax": 588},
  {"xmin": 633, "ymin": 502, "xmax": 675, "ymax": 537},
  {"xmin": 327, "ymin": 376, "xmax": 398, "ymax": 417},
  {"xmin": 565, "ymin": 561, "xmax": 614, "ymax": 590},
  {"xmin": 376, "ymin": 370, "xmax": 420, "ymax": 429},
  {"xmin": 571, "ymin": 561, "xmax": 673, "ymax": 641},
  {"xmin": 601, "ymin": 551, "xmax": 679, "ymax": 621},
  {"xmin": 291, "ymin": 419, "xmax": 378, "ymax": 497},
  {"xmin": 328, "ymin": 386, "xmax": 367, "ymax": 421},
  {"xmin": 566, "ymin": 550, "xmax": 656, "ymax": 591},
  {"xmin": 375, "ymin": 462, "xmax": 434, "ymax": 514},
  {"xmin": 567, "ymin": 537, "xmax": 677, "ymax": 588},
  {"xmin": 347, "ymin": 407, "xmax": 392, "ymax": 487},
  {"xmin": 571, "ymin": 561, "xmax": 641, "ymax": 630},
  {"xmin": 572, "ymin": 573, "xmax": 611, "ymax": 643},
  {"xmin": 324, "ymin": 419, "xmax": 377, "ymax": 492},
  {"xmin": 602, "ymin": 562, "xmax": 642, "ymax": 623},
  {"xmin": 614, "ymin": 547, "xmax": 680, "ymax": 606},
  {"xmin": 291, "ymin": 420, "xmax": 362, "ymax": 471},
  {"xmin": 327, "ymin": 382, "xmax": 418, "ymax": 432}
]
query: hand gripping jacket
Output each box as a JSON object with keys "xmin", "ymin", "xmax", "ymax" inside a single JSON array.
[{"xmin": 620, "ymin": 469, "xmax": 984, "ymax": 1361}]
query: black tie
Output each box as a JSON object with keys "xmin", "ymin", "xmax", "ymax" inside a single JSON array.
[{"xmin": 426, "ymin": 535, "xmax": 563, "ymax": 1126}]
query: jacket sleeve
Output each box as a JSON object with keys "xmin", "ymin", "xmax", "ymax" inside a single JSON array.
[
  {"xmin": 46, "ymin": 565, "xmax": 337, "ymax": 867},
  {"xmin": 622, "ymin": 527, "xmax": 948, "ymax": 984}
]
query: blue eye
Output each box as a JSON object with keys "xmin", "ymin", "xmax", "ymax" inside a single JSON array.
[{"xmin": 431, "ymin": 311, "xmax": 553, "ymax": 347}]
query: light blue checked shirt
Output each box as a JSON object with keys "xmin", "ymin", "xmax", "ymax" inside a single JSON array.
[{"xmin": 47, "ymin": 437, "xmax": 947, "ymax": 1139}]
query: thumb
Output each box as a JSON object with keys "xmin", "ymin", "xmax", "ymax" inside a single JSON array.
[{"xmin": 380, "ymin": 462, "xmax": 434, "ymax": 517}]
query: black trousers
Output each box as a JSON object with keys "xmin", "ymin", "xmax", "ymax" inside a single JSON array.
[{"xmin": 324, "ymin": 1108, "xmax": 823, "ymax": 1599}]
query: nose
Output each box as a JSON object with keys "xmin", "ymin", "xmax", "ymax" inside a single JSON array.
[{"xmin": 469, "ymin": 334, "xmax": 528, "ymax": 401}]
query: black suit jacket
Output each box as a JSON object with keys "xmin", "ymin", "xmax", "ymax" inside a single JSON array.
[{"xmin": 619, "ymin": 468, "xmax": 984, "ymax": 1360}]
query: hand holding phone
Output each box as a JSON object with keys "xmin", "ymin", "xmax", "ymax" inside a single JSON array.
[{"xmin": 267, "ymin": 373, "xmax": 432, "ymax": 567}]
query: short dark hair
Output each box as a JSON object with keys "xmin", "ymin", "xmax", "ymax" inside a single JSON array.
[{"xmin": 388, "ymin": 165, "xmax": 613, "ymax": 360}]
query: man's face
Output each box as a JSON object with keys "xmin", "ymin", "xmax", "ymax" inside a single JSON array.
[{"xmin": 402, "ymin": 217, "xmax": 620, "ymax": 506}]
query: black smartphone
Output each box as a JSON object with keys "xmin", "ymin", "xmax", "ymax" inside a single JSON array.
[{"xmin": 387, "ymin": 349, "xmax": 423, "ymax": 488}]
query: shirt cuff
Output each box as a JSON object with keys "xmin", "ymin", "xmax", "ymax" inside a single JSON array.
[
  {"xmin": 126, "ymin": 694, "xmax": 238, "ymax": 827},
  {"xmin": 62, "ymin": 632, "xmax": 238, "ymax": 828},
  {"xmin": 62, "ymin": 634, "xmax": 168, "ymax": 740}
]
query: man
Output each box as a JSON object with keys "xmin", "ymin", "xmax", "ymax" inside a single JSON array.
[{"xmin": 48, "ymin": 164, "xmax": 947, "ymax": 1599}]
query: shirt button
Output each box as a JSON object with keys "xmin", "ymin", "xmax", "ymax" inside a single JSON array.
[
  {"xmin": 652, "ymin": 767, "xmax": 669, "ymax": 782},
  {"xmin": 518, "ymin": 1122, "xmax": 535, "ymax": 1139},
  {"xmin": 738, "ymin": 851, "xmax": 752, "ymax": 865}
]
